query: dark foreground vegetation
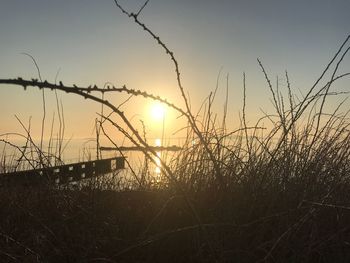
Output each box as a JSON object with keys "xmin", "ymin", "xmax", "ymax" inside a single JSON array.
[
  {"xmin": 1, "ymin": 178, "xmax": 350, "ymax": 262},
  {"xmin": 1, "ymin": 1, "xmax": 350, "ymax": 262}
]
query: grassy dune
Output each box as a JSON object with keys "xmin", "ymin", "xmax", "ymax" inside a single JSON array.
[{"xmin": 1, "ymin": 2, "xmax": 350, "ymax": 262}]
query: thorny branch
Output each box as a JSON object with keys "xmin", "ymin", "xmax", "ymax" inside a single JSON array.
[{"xmin": 113, "ymin": 0, "xmax": 224, "ymax": 185}]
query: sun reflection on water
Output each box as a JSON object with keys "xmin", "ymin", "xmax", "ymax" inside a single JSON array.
[{"xmin": 154, "ymin": 138, "xmax": 162, "ymax": 182}]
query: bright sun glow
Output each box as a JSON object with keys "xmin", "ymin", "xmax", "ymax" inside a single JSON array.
[
  {"xmin": 155, "ymin": 138, "xmax": 162, "ymax": 146},
  {"xmin": 151, "ymin": 103, "xmax": 166, "ymax": 121},
  {"xmin": 154, "ymin": 139, "xmax": 162, "ymax": 175}
]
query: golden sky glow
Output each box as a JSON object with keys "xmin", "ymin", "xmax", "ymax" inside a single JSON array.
[
  {"xmin": 0, "ymin": 0, "xmax": 349, "ymax": 143},
  {"xmin": 150, "ymin": 102, "xmax": 166, "ymax": 121}
]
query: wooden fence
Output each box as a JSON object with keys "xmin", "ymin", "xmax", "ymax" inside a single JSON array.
[{"xmin": 0, "ymin": 157, "xmax": 125, "ymax": 186}]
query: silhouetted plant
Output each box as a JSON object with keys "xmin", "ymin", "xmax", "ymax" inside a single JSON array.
[{"xmin": 0, "ymin": 1, "xmax": 350, "ymax": 262}]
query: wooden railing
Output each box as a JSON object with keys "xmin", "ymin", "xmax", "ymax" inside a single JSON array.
[
  {"xmin": 100, "ymin": 146, "xmax": 182, "ymax": 151},
  {"xmin": 0, "ymin": 157, "xmax": 125, "ymax": 186}
]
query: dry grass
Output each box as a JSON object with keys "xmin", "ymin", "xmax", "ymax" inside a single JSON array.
[{"xmin": 0, "ymin": 2, "xmax": 350, "ymax": 262}]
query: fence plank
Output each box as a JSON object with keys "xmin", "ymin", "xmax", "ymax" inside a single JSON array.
[{"xmin": 0, "ymin": 157, "xmax": 125, "ymax": 186}]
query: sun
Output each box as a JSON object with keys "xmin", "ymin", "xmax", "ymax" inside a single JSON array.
[{"xmin": 151, "ymin": 102, "xmax": 166, "ymax": 121}]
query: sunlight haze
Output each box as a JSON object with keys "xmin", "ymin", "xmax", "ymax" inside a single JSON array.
[{"xmin": 0, "ymin": 0, "xmax": 349, "ymax": 143}]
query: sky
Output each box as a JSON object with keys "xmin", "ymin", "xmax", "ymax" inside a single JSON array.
[{"xmin": 0, "ymin": 0, "xmax": 349, "ymax": 147}]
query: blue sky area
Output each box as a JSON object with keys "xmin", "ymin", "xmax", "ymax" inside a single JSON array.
[{"xmin": 0, "ymin": 0, "xmax": 349, "ymax": 141}]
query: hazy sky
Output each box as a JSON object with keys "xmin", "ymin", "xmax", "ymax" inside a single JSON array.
[{"xmin": 0, "ymin": 0, "xmax": 349, "ymax": 142}]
